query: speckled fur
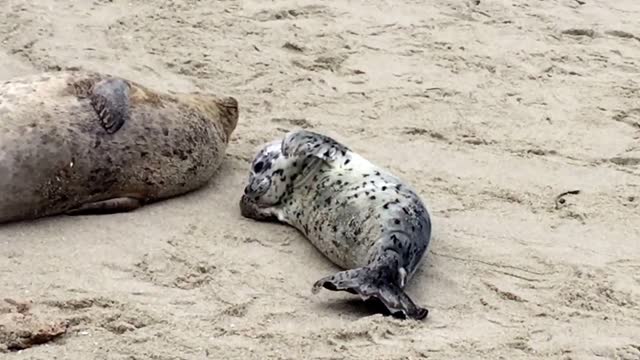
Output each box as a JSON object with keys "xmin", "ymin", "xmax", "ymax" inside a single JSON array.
[
  {"xmin": 240, "ymin": 130, "xmax": 432, "ymax": 319},
  {"xmin": 0, "ymin": 70, "xmax": 239, "ymax": 224}
]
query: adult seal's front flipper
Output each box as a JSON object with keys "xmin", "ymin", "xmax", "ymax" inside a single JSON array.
[
  {"xmin": 66, "ymin": 197, "xmax": 142, "ymax": 215},
  {"xmin": 90, "ymin": 78, "xmax": 131, "ymax": 134}
]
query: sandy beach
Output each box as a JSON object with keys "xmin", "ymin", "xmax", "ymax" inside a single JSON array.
[{"xmin": 1, "ymin": 0, "xmax": 639, "ymax": 359}]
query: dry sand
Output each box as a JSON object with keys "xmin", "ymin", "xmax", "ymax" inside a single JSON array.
[{"xmin": 1, "ymin": 0, "xmax": 640, "ymax": 359}]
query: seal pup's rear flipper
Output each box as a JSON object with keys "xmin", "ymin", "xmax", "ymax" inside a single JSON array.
[
  {"xmin": 311, "ymin": 267, "xmax": 428, "ymax": 320},
  {"xmin": 66, "ymin": 197, "xmax": 141, "ymax": 216},
  {"xmin": 90, "ymin": 78, "xmax": 131, "ymax": 134}
]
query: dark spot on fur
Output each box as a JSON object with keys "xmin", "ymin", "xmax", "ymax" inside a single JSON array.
[
  {"xmin": 370, "ymin": 196, "xmax": 376, "ymax": 200},
  {"xmin": 162, "ymin": 127, "xmax": 169, "ymax": 136},
  {"xmin": 363, "ymin": 174, "xmax": 370, "ymax": 178},
  {"xmin": 382, "ymin": 186, "xmax": 387, "ymax": 191},
  {"xmin": 344, "ymin": 159, "xmax": 351, "ymax": 165},
  {"xmin": 173, "ymin": 149, "xmax": 189, "ymax": 161},
  {"xmin": 394, "ymin": 219, "xmax": 400, "ymax": 225}
]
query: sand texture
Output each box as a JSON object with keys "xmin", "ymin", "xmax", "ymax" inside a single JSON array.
[{"xmin": 1, "ymin": 0, "xmax": 640, "ymax": 359}]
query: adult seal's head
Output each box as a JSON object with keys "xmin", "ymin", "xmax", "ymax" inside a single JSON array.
[
  {"xmin": 240, "ymin": 130, "xmax": 433, "ymax": 320},
  {"xmin": 177, "ymin": 93, "xmax": 239, "ymax": 142}
]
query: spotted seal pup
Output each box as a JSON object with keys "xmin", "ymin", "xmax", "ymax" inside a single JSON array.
[
  {"xmin": 240, "ymin": 130, "xmax": 432, "ymax": 320},
  {"xmin": 0, "ymin": 70, "xmax": 239, "ymax": 224}
]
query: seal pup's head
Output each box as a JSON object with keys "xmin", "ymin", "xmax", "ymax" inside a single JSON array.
[{"xmin": 242, "ymin": 139, "xmax": 294, "ymax": 206}]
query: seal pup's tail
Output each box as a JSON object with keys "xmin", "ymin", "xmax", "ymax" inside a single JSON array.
[{"xmin": 311, "ymin": 266, "xmax": 428, "ymax": 320}]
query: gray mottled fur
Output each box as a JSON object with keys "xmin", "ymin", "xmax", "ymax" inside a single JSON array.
[
  {"xmin": 0, "ymin": 70, "xmax": 239, "ymax": 224},
  {"xmin": 240, "ymin": 130, "xmax": 432, "ymax": 320}
]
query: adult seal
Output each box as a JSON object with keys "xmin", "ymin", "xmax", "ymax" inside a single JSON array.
[
  {"xmin": 0, "ymin": 70, "xmax": 239, "ymax": 224},
  {"xmin": 240, "ymin": 130, "xmax": 432, "ymax": 320}
]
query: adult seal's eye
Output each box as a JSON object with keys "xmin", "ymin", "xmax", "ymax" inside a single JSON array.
[{"xmin": 253, "ymin": 161, "xmax": 264, "ymax": 172}]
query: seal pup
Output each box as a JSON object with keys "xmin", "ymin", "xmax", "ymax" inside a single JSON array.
[
  {"xmin": 0, "ymin": 70, "xmax": 239, "ymax": 224},
  {"xmin": 240, "ymin": 130, "xmax": 432, "ymax": 320}
]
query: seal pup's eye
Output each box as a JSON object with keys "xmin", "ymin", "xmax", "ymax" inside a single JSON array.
[{"xmin": 253, "ymin": 161, "xmax": 264, "ymax": 172}]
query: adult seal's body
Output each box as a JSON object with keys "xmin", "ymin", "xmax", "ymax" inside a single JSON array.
[
  {"xmin": 0, "ymin": 70, "xmax": 239, "ymax": 224},
  {"xmin": 240, "ymin": 130, "xmax": 432, "ymax": 320}
]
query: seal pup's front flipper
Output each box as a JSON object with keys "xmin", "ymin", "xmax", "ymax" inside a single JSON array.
[
  {"xmin": 66, "ymin": 197, "xmax": 141, "ymax": 215},
  {"xmin": 281, "ymin": 130, "xmax": 350, "ymax": 163},
  {"xmin": 90, "ymin": 78, "xmax": 131, "ymax": 134},
  {"xmin": 311, "ymin": 266, "xmax": 428, "ymax": 320}
]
